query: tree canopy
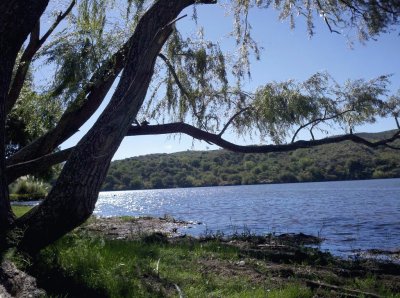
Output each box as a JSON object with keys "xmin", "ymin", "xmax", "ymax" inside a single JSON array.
[{"xmin": 0, "ymin": 0, "xmax": 399, "ymax": 254}]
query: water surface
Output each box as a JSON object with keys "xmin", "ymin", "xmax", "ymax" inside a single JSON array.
[{"xmin": 95, "ymin": 178, "xmax": 400, "ymax": 256}]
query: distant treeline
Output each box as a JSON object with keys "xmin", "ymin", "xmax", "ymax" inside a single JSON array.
[{"xmin": 102, "ymin": 131, "xmax": 400, "ymax": 191}]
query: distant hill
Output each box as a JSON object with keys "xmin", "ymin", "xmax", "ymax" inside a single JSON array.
[{"xmin": 102, "ymin": 130, "xmax": 400, "ymax": 191}]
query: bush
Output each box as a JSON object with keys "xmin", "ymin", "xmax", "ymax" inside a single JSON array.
[{"xmin": 9, "ymin": 178, "xmax": 48, "ymax": 201}]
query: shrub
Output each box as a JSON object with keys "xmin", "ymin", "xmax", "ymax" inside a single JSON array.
[{"xmin": 9, "ymin": 178, "xmax": 48, "ymax": 201}]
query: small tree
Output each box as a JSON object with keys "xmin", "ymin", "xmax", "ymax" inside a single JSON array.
[{"xmin": 0, "ymin": 0, "xmax": 399, "ymax": 255}]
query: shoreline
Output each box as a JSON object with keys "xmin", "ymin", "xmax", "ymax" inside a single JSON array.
[
  {"xmin": 11, "ymin": 203, "xmax": 400, "ymax": 263},
  {"xmin": 84, "ymin": 216, "xmax": 400, "ymax": 264},
  {"xmin": 3, "ymin": 213, "xmax": 400, "ymax": 297},
  {"xmin": 100, "ymin": 177, "xmax": 400, "ymax": 192},
  {"xmin": 35, "ymin": 216, "xmax": 400, "ymax": 297}
]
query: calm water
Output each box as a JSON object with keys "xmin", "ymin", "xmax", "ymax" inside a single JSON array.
[{"xmin": 95, "ymin": 178, "xmax": 400, "ymax": 256}]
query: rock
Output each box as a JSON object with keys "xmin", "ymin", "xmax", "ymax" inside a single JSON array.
[{"xmin": 0, "ymin": 261, "xmax": 45, "ymax": 298}]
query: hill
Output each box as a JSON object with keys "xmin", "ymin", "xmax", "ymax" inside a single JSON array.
[{"xmin": 102, "ymin": 130, "xmax": 400, "ymax": 190}]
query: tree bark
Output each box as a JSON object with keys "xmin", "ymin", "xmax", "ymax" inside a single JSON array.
[
  {"xmin": 0, "ymin": 56, "xmax": 14, "ymax": 250},
  {"xmin": 15, "ymin": 0, "xmax": 217, "ymax": 254},
  {"xmin": 0, "ymin": 0, "xmax": 49, "ymax": 251}
]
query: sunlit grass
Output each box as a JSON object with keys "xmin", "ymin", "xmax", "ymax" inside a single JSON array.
[
  {"xmin": 30, "ymin": 231, "xmax": 400, "ymax": 298},
  {"xmin": 34, "ymin": 235, "xmax": 287, "ymax": 297},
  {"xmin": 11, "ymin": 205, "xmax": 32, "ymax": 218}
]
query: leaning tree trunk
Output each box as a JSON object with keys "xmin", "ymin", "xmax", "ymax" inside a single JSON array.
[
  {"xmin": 15, "ymin": 0, "xmax": 217, "ymax": 254},
  {"xmin": 0, "ymin": 56, "xmax": 14, "ymax": 251},
  {"xmin": 0, "ymin": 0, "xmax": 50, "ymax": 252}
]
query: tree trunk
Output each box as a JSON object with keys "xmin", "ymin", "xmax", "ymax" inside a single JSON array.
[
  {"xmin": 0, "ymin": 56, "xmax": 14, "ymax": 251},
  {"xmin": 15, "ymin": 0, "xmax": 217, "ymax": 254},
  {"xmin": 0, "ymin": 0, "xmax": 50, "ymax": 252}
]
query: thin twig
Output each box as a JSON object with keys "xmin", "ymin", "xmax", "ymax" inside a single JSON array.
[
  {"xmin": 316, "ymin": 0, "xmax": 341, "ymax": 34},
  {"xmin": 158, "ymin": 53, "xmax": 192, "ymax": 101},
  {"xmin": 219, "ymin": 106, "xmax": 252, "ymax": 137},
  {"xmin": 291, "ymin": 108, "xmax": 354, "ymax": 143}
]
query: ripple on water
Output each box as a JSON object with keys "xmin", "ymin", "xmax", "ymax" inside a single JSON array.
[{"xmin": 95, "ymin": 179, "xmax": 400, "ymax": 257}]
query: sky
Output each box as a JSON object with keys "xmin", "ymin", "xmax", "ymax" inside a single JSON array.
[{"xmin": 59, "ymin": 3, "xmax": 400, "ymax": 160}]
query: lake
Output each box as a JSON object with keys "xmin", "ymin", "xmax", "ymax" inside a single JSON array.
[{"xmin": 95, "ymin": 178, "xmax": 400, "ymax": 257}]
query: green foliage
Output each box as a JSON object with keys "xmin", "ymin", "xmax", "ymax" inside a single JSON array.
[
  {"xmin": 103, "ymin": 130, "xmax": 400, "ymax": 191},
  {"xmin": 146, "ymin": 30, "xmax": 230, "ymax": 129},
  {"xmin": 37, "ymin": 0, "xmax": 135, "ymax": 105},
  {"xmin": 9, "ymin": 178, "xmax": 49, "ymax": 201},
  {"xmin": 6, "ymin": 72, "xmax": 63, "ymax": 158},
  {"xmin": 245, "ymin": 73, "xmax": 390, "ymax": 143},
  {"xmin": 7, "ymin": 0, "xmax": 399, "ymax": 166},
  {"xmin": 243, "ymin": 1, "xmax": 400, "ymax": 41}
]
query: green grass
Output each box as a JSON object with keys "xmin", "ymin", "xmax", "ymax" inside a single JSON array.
[
  {"xmin": 34, "ymin": 234, "xmax": 313, "ymax": 298},
  {"xmin": 11, "ymin": 205, "xmax": 33, "ymax": 217},
  {"xmin": 29, "ymin": 230, "xmax": 400, "ymax": 298}
]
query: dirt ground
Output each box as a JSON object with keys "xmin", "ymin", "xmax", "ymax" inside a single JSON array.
[{"xmin": 82, "ymin": 215, "xmax": 194, "ymax": 239}]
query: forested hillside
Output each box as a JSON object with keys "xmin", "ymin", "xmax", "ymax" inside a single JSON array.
[{"xmin": 103, "ymin": 131, "xmax": 400, "ymax": 191}]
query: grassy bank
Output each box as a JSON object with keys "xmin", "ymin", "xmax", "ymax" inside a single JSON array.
[
  {"xmin": 28, "ymin": 230, "xmax": 400, "ymax": 297},
  {"xmin": 8, "ymin": 207, "xmax": 400, "ymax": 297}
]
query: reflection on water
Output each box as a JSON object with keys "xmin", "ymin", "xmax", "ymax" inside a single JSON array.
[
  {"xmin": 95, "ymin": 179, "xmax": 400, "ymax": 257},
  {"xmin": 95, "ymin": 179, "xmax": 400, "ymax": 256}
]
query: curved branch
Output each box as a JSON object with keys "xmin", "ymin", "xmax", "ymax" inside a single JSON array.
[
  {"xmin": 9, "ymin": 122, "xmax": 400, "ymax": 182},
  {"xmin": 127, "ymin": 122, "xmax": 400, "ymax": 153},
  {"xmin": 6, "ymin": 0, "xmax": 75, "ymax": 114},
  {"xmin": 219, "ymin": 106, "xmax": 252, "ymax": 137}
]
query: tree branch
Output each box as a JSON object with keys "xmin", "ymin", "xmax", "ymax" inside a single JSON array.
[
  {"xmin": 291, "ymin": 108, "xmax": 354, "ymax": 143},
  {"xmin": 39, "ymin": 0, "xmax": 76, "ymax": 47},
  {"xmin": 7, "ymin": 38, "xmax": 129, "ymax": 166},
  {"xmin": 6, "ymin": 0, "xmax": 75, "ymax": 114},
  {"xmin": 6, "ymin": 148, "xmax": 73, "ymax": 183},
  {"xmin": 219, "ymin": 106, "xmax": 252, "ymax": 137},
  {"xmin": 158, "ymin": 52, "xmax": 192, "ymax": 100},
  {"xmin": 127, "ymin": 122, "xmax": 400, "ymax": 153},
  {"xmin": 8, "ymin": 122, "xmax": 399, "ymax": 181},
  {"xmin": 316, "ymin": 0, "xmax": 341, "ymax": 35}
]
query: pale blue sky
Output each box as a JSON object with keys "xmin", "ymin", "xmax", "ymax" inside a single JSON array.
[{"xmin": 60, "ymin": 3, "xmax": 400, "ymax": 160}]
